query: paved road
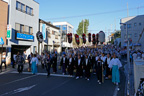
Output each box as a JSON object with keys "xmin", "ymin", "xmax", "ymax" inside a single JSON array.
[{"xmin": 0, "ymin": 59, "xmax": 126, "ymax": 96}]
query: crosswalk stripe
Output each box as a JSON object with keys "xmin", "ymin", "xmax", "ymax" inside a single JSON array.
[{"xmin": 10, "ymin": 71, "xmax": 74, "ymax": 78}]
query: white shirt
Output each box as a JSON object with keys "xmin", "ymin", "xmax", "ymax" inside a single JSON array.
[
  {"xmin": 107, "ymin": 58, "xmax": 111, "ymax": 65},
  {"xmin": 95, "ymin": 56, "xmax": 99, "ymax": 61},
  {"xmin": 30, "ymin": 57, "xmax": 39, "ymax": 65},
  {"xmin": 63, "ymin": 57, "xmax": 65, "ymax": 63},
  {"xmin": 109, "ymin": 58, "xmax": 122, "ymax": 68},
  {"xmin": 132, "ymin": 53, "xmax": 137, "ymax": 60},
  {"xmin": 69, "ymin": 58, "xmax": 72, "ymax": 64},
  {"xmin": 78, "ymin": 59, "xmax": 81, "ymax": 65},
  {"xmin": 101, "ymin": 56, "xmax": 106, "ymax": 62},
  {"xmin": 86, "ymin": 59, "xmax": 88, "ymax": 65}
]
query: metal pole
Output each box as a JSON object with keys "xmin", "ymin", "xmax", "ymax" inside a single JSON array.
[
  {"xmin": 1, "ymin": 45, "xmax": 3, "ymax": 71},
  {"xmin": 83, "ymin": 20, "xmax": 84, "ymax": 34}
]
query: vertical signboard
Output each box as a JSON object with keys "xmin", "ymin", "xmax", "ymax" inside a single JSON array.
[
  {"xmin": 7, "ymin": 25, "xmax": 11, "ymax": 39},
  {"xmin": 42, "ymin": 24, "xmax": 46, "ymax": 40}
]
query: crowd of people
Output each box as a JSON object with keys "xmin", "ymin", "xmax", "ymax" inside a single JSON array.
[{"xmin": 12, "ymin": 45, "xmax": 144, "ymax": 87}]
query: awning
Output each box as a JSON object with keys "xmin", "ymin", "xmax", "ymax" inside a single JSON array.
[{"xmin": 0, "ymin": 45, "xmax": 11, "ymax": 48}]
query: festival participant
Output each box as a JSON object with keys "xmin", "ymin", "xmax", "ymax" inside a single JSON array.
[
  {"xmin": 41, "ymin": 53, "xmax": 45, "ymax": 69},
  {"xmin": 60, "ymin": 54, "xmax": 68, "ymax": 75},
  {"xmin": 105, "ymin": 53, "xmax": 112, "ymax": 79},
  {"xmin": 96, "ymin": 57, "xmax": 103, "ymax": 84},
  {"xmin": 94, "ymin": 53, "xmax": 99, "ymax": 74},
  {"xmin": 16, "ymin": 52, "xmax": 24, "ymax": 73},
  {"xmin": 75, "ymin": 55, "xmax": 83, "ymax": 79},
  {"xmin": 67, "ymin": 54, "xmax": 74, "ymax": 77},
  {"xmin": 52, "ymin": 53, "xmax": 57, "ymax": 73},
  {"xmin": 30, "ymin": 54, "xmax": 39, "ymax": 75},
  {"xmin": 45, "ymin": 53, "xmax": 52, "ymax": 77},
  {"xmin": 109, "ymin": 54, "xmax": 122, "ymax": 86},
  {"xmin": 83, "ymin": 55, "xmax": 91, "ymax": 81}
]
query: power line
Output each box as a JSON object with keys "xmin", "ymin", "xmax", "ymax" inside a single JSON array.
[{"xmin": 45, "ymin": 6, "xmax": 144, "ymax": 20}]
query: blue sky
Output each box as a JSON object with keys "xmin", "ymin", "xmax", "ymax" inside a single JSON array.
[{"xmin": 36, "ymin": 0, "xmax": 144, "ymax": 37}]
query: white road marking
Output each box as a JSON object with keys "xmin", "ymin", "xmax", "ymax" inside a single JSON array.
[
  {"xmin": 0, "ymin": 85, "xmax": 36, "ymax": 96},
  {"xmin": 0, "ymin": 75, "xmax": 37, "ymax": 87},
  {"xmin": 11, "ymin": 71, "xmax": 74, "ymax": 78}
]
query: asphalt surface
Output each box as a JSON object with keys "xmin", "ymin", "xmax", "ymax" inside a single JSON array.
[{"xmin": 0, "ymin": 58, "xmax": 126, "ymax": 96}]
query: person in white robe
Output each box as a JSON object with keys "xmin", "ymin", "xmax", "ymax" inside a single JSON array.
[
  {"xmin": 109, "ymin": 54, "xmax": 122, "ymax": 85},
  {"xmin": 30, "ymin": 54, "xmax": 39, "ymax": 74}
]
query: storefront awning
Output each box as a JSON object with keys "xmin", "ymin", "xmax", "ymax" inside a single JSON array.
[{"xmin": 0, "ymin": 45, "xmax": 11, "ymax": 48}]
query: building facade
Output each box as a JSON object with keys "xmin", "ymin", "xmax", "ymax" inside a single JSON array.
[
  {"xmin": 7, "ymin": 0, "xmax": 39, "ymax": 61},
  {"xmin": 53, "ymin": 22, "xmax": 73, "ymax": 51},
  {"xmin": 120, "ymin": 15, "xmax": 144, "ymax": 50},
  {"xmin": 0, "ymin": 0, "xmax": 8, "ymax": 46},
  {"xmin": 39, "ymin": 19, "xmax": 61, "ymax": 54}
]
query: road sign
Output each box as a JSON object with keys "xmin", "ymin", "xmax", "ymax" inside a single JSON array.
[
  {"xmin": 0, "ymin": 37, "xmax": 4, "ymax": 45},
  {"xmin": 7, "ymin": 25, "xmax": 11, "ymax": 39}
]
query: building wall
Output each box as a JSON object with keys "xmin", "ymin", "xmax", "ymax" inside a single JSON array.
[
  {"xmin": 0, "ymin": 0, "xmax": 8, "ymax": 45},
  {"xmin": 120, "ymin": 15, "xmax": 144, "ymax": 50},
  {"xmin": 39, "ymin": 22, "xmax": 61, "ymax": 54},
  {"xmin": 7, "ymin": 0, "xmax": 39, "ymax": 57},
  {"xmin": 53, "ymin": 22, "xmax": 73, "ymax": 48}
]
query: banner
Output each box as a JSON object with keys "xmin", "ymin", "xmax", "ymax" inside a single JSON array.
[{"xmin": 42, "ymin": 24, "xmax": 46, "ymax": 40}]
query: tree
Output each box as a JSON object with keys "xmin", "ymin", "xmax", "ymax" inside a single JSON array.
[{"xmin": 76, "ymin": 19, "xmax": 89, "ymax": 36}]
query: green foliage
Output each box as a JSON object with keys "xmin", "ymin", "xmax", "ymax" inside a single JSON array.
[
  {"xmin": 76, "ymin": 19, "xmax": 89, "ymax": 36},
  {"xmin": 114, "ymin": 30, "xmax": 121, "ymax": 39}
]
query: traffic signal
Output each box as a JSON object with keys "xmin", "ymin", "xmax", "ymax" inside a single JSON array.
[
  {"xmin": 96, "ymin": 33, "xmax": 99, "ymax": 44},
  {"xmin": 82, "ymin": 33, "xmax": 86, "ymax": 44},
  {"xmin": 69, "ymin": 33, "xmax": 72, "ymax": 43},
  {"xmin": 92, "ymin": 34, "xmax": 96, "ymax": 45},
  {"xmin": 88, "ymin": 33, "xmax": 91, "ymax": 42},
  {"xmin": 75, "ymin": 34, "xmax": 80, "ymax": 45}
]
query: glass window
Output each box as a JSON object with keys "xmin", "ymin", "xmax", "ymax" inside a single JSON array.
[
  {"xmin": 21, "ymin": 3, "xmax": 25, "ymax": 12},
  {"xmin": 29, "ymin": 27, "xmax": 32, "ymax": 34},
  {"xmin": 139, "ymin": 23, "xmax": 142, "ymax": 26},
  {"xmin": 16, "ymin": 1, "xmax": 21, "ymax": 10},
  {"xmin": 30, "ymin": 8, "xmax": 33, "ymax": 15},
  {"xmin": 124, "ymin": 25, "xmax": 126, "ymax": 29},
  {"xmin": 15, "ymin": 23, "xmax": 20, "ymax": 31},
  {"xmin": 20, "ymin": 24, "xmax": 24, "ymax": 33},
  {"xmin": 127, "ymin": 24, "xmax": 131, "ymax": 28},
  {"xmin": 26, "ymin": 6, "xmax": 30, "ymax": 14},
  {"xmin": 25, "ymin": 25, "xmax": 29, "ymax": 33},
  {"xmin": 134, "ymin": 23, "xmax": 137, "ymax": 26},
  {"xmin": 62, "ymin": 25, "xmax": 67, "ymax": 30}
]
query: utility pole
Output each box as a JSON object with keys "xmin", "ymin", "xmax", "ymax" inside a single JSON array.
[{"xmin": 83, "ymin": 19, "xmax": 85, "ymax": 34}]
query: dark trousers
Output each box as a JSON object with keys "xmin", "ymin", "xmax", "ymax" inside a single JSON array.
[
  {"xmin": 52, "ymin": 63, "xmax": 57, "ymax": 72},
  {"xmin": 62, "ymin": 63, "xmax": 66, "ymax": 74},
  {"xmin": 45, "ymin": 63, "xmax": 51, "ymax": 76},
  {"xmin": 17, "ymin": 65, "xmax": 23, "ymax": 73},
  {"xmin": 76, "ymin": 66, "xmax": 83, "ymax": 77},
  {"xmin": 41, "ymin": 63, "xmax": 44, "ymax": 69},
  {"xmin": 29, "ymin": 61, "xmax": 31, "ymax": 68},
  {"xmin": 68, "ymin": 66, "xmax": 73, "ymax": 75},
  {"xmin": 96, "ymin": 67, "xmax": 102, "ymax": 82},
  {"xmin": 105, "ymin": 64, "xmax": 111, "ymax": 77},
  {"xmin": 1, "ymin": 61, "xmax": 7, "ymax": 71},
  {"xmin": 85, "ymin": 68, "xmax": 90, "ymax": 78}
]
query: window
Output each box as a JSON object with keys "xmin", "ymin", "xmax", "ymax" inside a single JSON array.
[
  {"xmin": 127, "ymin": 24, "xmax": 131, "ymax": 28},
  {"xmin": 134, "ymin": 23, "xmax": 137, "ymax": 26},
  {"xmin": 56, "ymin": 25, "xmax": 60, "ymax": 28},
  {"xmin": 62, "ymin": 25, "xmax": 67, "ymax": 30},
  {"xmin": 26, "ymin": 6, "xmax": 33, "ymax": 15},
  {"xmin": 139, "ymin": 23, "xmax": 142, "ymax": 26},
  {"xmin": 15, "ymin": 23, "xmax": 20, "ymax": 31},
  {"xmin": 20, "ymin": 24, "xmax": 24, "ymax": 33},
  {"xmin": 21, "ymin": 3, "xmax": 25, "ymax": 12},
  {"xmin": 25, "ymin": 25, "xmax": 29, "ymax": 33},
  {"xmin": 16, "ymin": 1, "xmax": 21, "ymax": 10},
  {"xmin": 29, "ymin": 27, "xmax": 33, "ymax": 34},
  {"xmin": 124, "ymin": 25, "xmax": 126, "ymax": 29},
  {"xmin": 52, "ymin": 31, "xmax": 55, "ymax": 35}
]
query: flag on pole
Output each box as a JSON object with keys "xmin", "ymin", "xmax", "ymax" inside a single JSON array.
[{"xmin": 0, "ymin": 37, "xmax": 4, "ymax": 45}]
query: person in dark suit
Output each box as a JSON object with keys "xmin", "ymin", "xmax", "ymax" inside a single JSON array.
[
  {"xmin": 96, "ymin": 57, "xmax": 103, "ymax": 84},
  {"xmin": 60, "ymin": 54, "xmax": 68, "ymax": 75},
  {"xmin": 67, "ymin": 54, "xmax": 74, "ymax": 77},
  {"xmin": 75, "ymin": 55, "xmax": 83, "ymax": 79},
  {"xmin": 105, "ymin": 53, "xmax": 112, "ymax": 79},
  {"xmin": 83, "ymin": 55, "xmax": 91, "ymax": 81},
  {"xmin": 52, "ymin": 53, "xmax": 57, "ymax": 73}
]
